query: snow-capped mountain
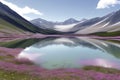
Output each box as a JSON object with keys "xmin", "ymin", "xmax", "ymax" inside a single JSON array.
[
  {"xmin": 31, "ymin": 18, "xmax": 79, "ymax": 26},
  {"xmin": 31, "ymin": 9, "xmax": 120, "ymax": 35},
  {"xmin": 53, "ymin": 19, "xmax": 87, "ymax": 32},
  {"xmin": 76, "ymin": 10, "xmax": 120, "ymax": 34},
  {"xmin": 31, "ymin": 18, "xmax": 80, "ymax": 29},
  {"xmin": 31, "ymin": 18, "xmax": 86, "ymax": 32}
]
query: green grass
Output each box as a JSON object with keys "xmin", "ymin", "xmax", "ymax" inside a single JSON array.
[
  {"xmin": 83, "ymin": 66, "xmax": 120, "ymax": 74},
  {"xmin": 0, "ymin": 69, "xmax": 82, "ymax": 80},
  {"xmin": 0, "ymin": 69, "xmax": 41, "ymax": 80},
  {"xmin": 0, "ymin": 52, "xmax": 13, "ymax": 62},
  {"xmin": 0, "ymin": 18, "xmax": 25, "ymax": 34},
  {"xmin": 92, "ymin": 31, "xmax": 120, "ymax": 36},
  {"xmin": 1, "ymin": 65, "xmax": 120, "ymax": 80},
  {"xmin": 0, "ymin": 55, "xmax": 12, "ymax": 61}
]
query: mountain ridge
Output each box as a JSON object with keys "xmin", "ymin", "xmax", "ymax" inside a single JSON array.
[
  {"xmin": 75, "ymin": 9, "xmax": 120, "ymax": 36},
  {"xmin": 0, "ymin": 1, "xmax": 120, "ymax": 36}
]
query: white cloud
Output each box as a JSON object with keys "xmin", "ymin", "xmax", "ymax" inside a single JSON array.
[
  {"xmin": 97, "ymin": 0, "xmax": 120, "ymax": 9},
  {"xmin": 0, "ymin": 0, "xmax": 43, "ymax": 20}
]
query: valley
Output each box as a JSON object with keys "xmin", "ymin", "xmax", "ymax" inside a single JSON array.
[{"xmin": 0, "ymin": 1, "xmax": 120, "ymax": 80}]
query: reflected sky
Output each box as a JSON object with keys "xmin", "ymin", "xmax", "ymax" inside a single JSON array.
[{"xmin": 17, "ymin": 37, "xmax": 120, "ymax": 70}]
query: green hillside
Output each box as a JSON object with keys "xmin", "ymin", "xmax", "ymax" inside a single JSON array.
[
  {"xmin": 0, "ymin": 2, "xmax": 62, "ymax": 35},
  {"xmin": 0, "ymin": 2, "xmax": 44, "ymax": 33},
  {"xmin": 92, "ymin": 31, "xmax": 120, "ymax": 37},
  {"xmin": 0, "ymin": 18, "xmax": 25, "ymax": 34}
]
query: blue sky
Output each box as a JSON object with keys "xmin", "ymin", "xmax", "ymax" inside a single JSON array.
[{"xmin": 1, "ymin": 0, "xmax": 120, "ymax": 21}]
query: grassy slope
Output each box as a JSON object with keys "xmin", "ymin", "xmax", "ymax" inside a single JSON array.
[
  {"xmin": 0, "ymin": 18, "xmax": 25, "ymax": 34},
  {"xmin": 0, "ymin": 69, "xmax": 41, "ymax": 80},
  {"xmin": 91, "ymin": 31, "xmax": 120, "ymax": 37},
  {"xmin": 0, "ymin": 2, "xmax": 62, "ymax": 34},
  {"xmin": 0, "ymin": 10, "xmax": 62, "ymax": 34},
  {"xmin": 0, "ymin": 5, "xmax": 40, "ymax": 33}
]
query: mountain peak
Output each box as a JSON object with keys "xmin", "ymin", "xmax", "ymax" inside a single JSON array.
[
  {"xmin": 65, "ymin": 18, "xmax": 78, "ymax": 22},
  {"xmin": 63, "ymin": 18, "xmax": 79, "ymax": 25}
]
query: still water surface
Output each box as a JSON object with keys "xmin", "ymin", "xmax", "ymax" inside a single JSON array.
[{"xmin": 17, "ymin": 37, "xmax": 120, "ymax": 69}]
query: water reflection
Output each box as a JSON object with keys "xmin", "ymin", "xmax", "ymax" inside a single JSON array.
[{"xmin": 18, "ymin": 37, "xmax": 120, "ymax": 69}]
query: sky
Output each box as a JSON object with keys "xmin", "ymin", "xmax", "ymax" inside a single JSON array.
[{"xmin": 0, "ymin": 0, "xmax": 120, "ymax": 21}]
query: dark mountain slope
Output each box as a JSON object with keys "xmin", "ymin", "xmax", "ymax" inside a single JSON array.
[{"xmin": 0, "ymin": 2, "xmax": 61, "ymax": 34}]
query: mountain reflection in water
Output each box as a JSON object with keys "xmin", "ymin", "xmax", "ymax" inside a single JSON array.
[{"xmin": 17, "ymin": 37, "xmax": 120, "ymax": 70}]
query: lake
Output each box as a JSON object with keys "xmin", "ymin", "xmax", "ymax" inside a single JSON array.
[{"xmin": 7, "ymin": 37, "xmax": 119, "ymax": 70}]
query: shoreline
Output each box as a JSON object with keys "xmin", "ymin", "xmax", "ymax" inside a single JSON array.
[
  {"xmin": 0, "ymin": 46, "xmax": 120, "ymax": 79},
  {"xmin": 0, "ymin": 34, "xmax": 120, "ymax": 42}
]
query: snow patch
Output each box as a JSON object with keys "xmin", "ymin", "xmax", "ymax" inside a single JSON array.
[
  {"xmin": 101, "ymin": 22, "xmax": 109, "ymax": 28},
  {"xmin": 54, "ymin": 23, "xmax": 79, "ymax": 32}
]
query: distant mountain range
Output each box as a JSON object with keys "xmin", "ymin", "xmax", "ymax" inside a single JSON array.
[
  {"xmin": 31, "ymin": 9, "xmax": 120, "ymax": 36},
  {"xmin": 30, "ymin": 18, "xmax": 80, "ymax": 29},
  {"xmin": 31, "ymin": 18, "xmax": 87, "ymax": 32},
  {"xmin": 0, "ymin": 2, "xmax": 120, "ymax": 36}
]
